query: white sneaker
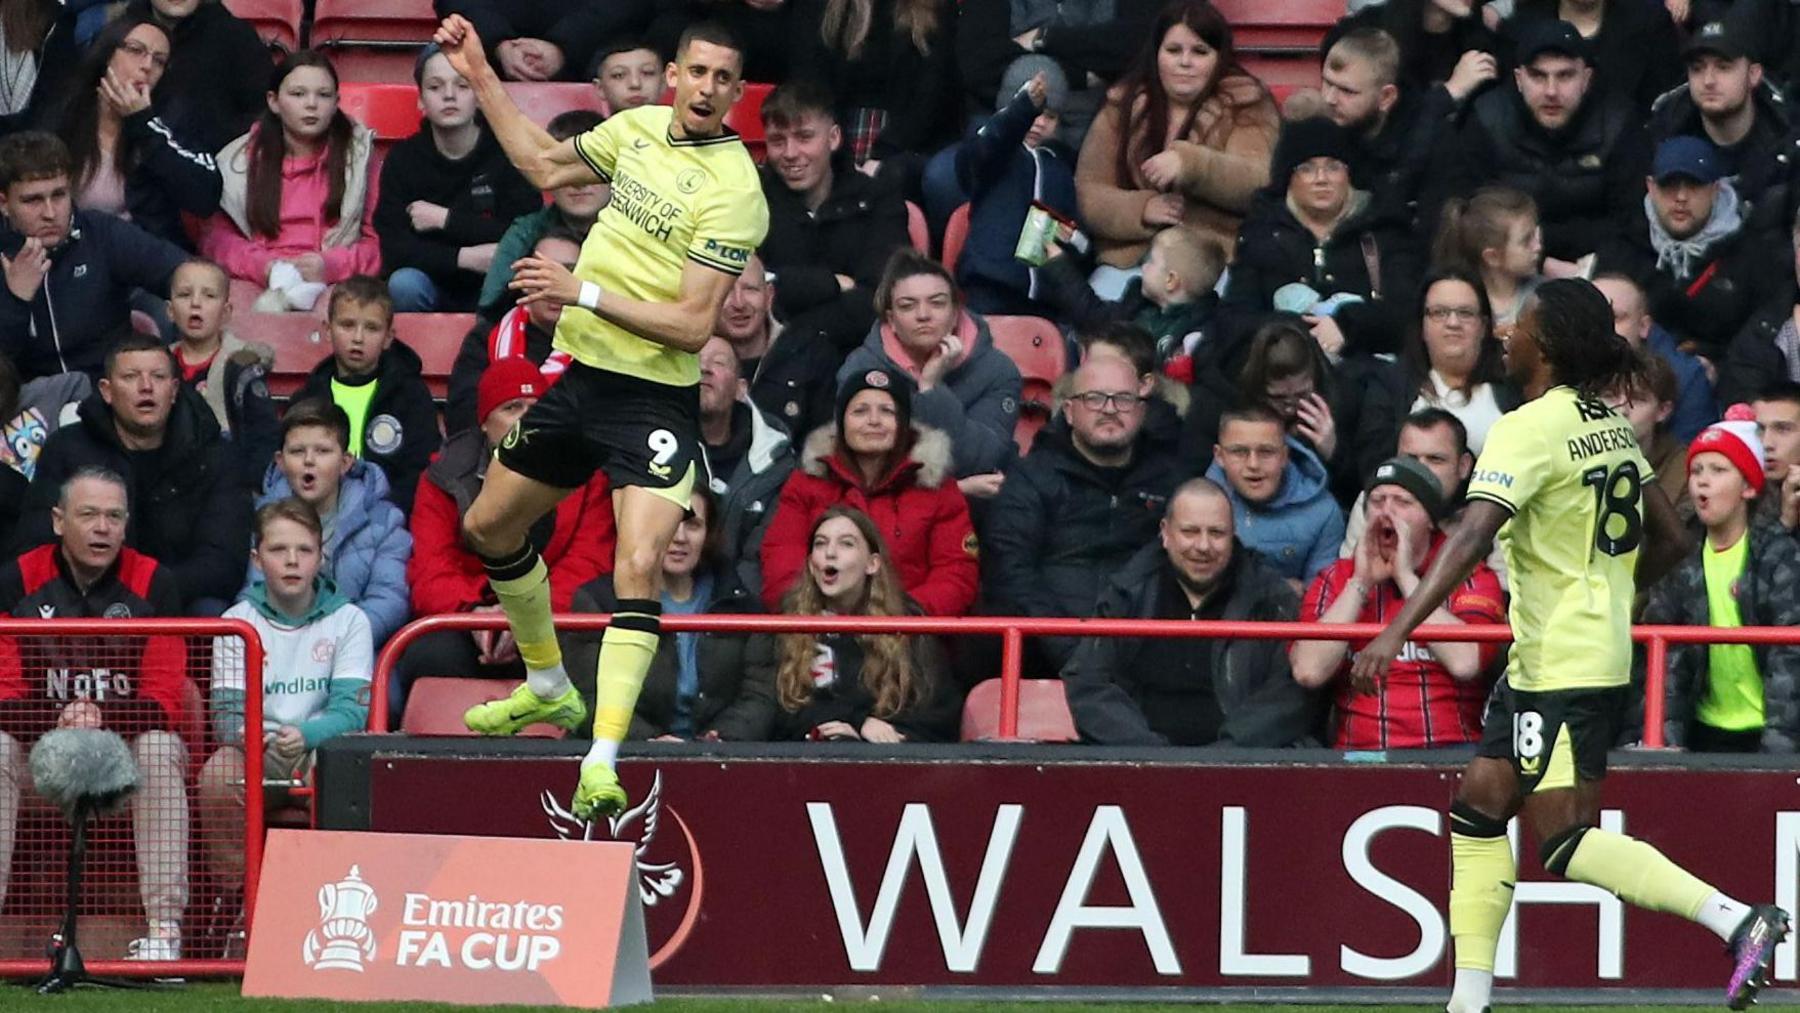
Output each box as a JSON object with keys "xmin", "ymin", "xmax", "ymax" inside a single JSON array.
[{"xmin": 126, "ymin": 934, "xmax": 181, "ymax": 961}]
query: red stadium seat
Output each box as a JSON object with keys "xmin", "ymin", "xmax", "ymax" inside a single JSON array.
[
  {"xmin": 1239, "ymin": 54, "xmax": 1325, "ymax": 94},
  {"xmin": 502, "ymin": 82, "xmax": 607, "ymax": 128},
  {"xmin": 312, "ymin": 0, "xmax": 437, "ymax": 83},
  {"xmin": 723, "ymin": 82, "xmax": 774, "ymax": 162},
  {"xmin": 338, "ymin": 82, "xmax": 420, "ymax": 143},
  {"xmin": 395, "ymin": 312, "xmax": 474, "ymax": 400},
  {"xmin": 960, "ymin": 678, "xmax": 1078, "ymax": 742},
  {"xmin": 402, "ymin": 678, "xmax": 567, "ymax": 738},
  {"xmin": 239, "ymin": 312, "xmax": 330, "ymax": 398},
  {"xmin": 985, "ymin": 315, "xmax": 1065, "ymax": 454},
  {"xmin": 223, "ymin": 0, "xmax": 302, "ymax": 54},
  {"xmin": 1210, "ymin": 0, "xmax": 1343, "ymax": 54},
  {"xmin": 942, "ymin": 203, "xmax": 971, "ymax": 274},
  {"xmin": 906, "ymin": 201, "xmax": 929, "ymax": 255}
]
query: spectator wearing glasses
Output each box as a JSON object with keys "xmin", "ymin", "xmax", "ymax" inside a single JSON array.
[
  {"xmin": 1205, "ymin": 403, "xmax": 1346, "ymax": 588},
  {"xmin": 985, "ymin": 355, "xmax": 1188, "ymax": 672},
  {"xmin": 1362, "ymin": 268, "xmax": 1520, "ymax": 482}
]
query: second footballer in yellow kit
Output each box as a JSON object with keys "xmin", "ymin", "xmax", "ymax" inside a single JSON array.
[
  {"xmin": 432, "ymin": 15, "xmax": 768, "ymax": 820},
  {"xmin": 1352, "ymin": 280, "xmax": 1787, "ymax": 1013}
]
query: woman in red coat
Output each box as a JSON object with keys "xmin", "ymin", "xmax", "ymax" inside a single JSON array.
[
  {"xmin": 394, "ymin": 358, "xmax": 615, "ymax": 724},
  {"xmin": 759, "ymin": 368, "xmax": 978, "ymax": 617}
]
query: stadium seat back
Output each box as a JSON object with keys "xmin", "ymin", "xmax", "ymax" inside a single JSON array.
[
  {"xmin": 223, "ymin": 0, "xmax": 302, "ymax": 54},
  {"xmin": 312, "ymin": 0, "xmax": 437, "ymax": 83},
  {"xmin": 503, "ymin": 82, "xmax": 607, "ymax": 127},
  {"xmin": 942, "ymin": 203, "xmax": 971, "ymax": 273},
  {"xmin": 985, "ymin": 315, "xmax": 1065, "ymax": 453},
  {"xmin": 1209, "ymin": 0, "xmax": 1340, "ymax": 52},
  {"xmin": 906, "ymin": 201, "xmax": 929, "ymax": 256},
  {"xmin": 395, "ymin": 313, "xmax": 475, "ymax": 400},
  {"xmin": 723, "ymin": 82, "xmax": 774, "ymax": 162},
  {"xmin": 401, "ymin": 678, "xmax": 567, "ymax": 738},
  {"xmin": 960, "ymin": 678, "xmax": 1079, "ymax": 742},
  {"xmin": 241, "ymin": 312, "xmax": 330, "ymax": 399},
  {"xmin": 338, "ymin": 82, "xmax": 421, "ymax": 143}
]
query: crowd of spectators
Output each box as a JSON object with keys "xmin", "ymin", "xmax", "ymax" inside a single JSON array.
[{"xmin": 9, "ymin": 0, "xmax": 1800, "ymax": 955}]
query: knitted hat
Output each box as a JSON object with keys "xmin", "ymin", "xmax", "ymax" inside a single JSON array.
[
  {"xmin": 478, "ymin": 357, "xmax": 548, "ymax": 424},
  {"xmin": 836, "ymin": 367, "xmax": 912, "ymax": 433},
  {"xmin": 1271, "ymin": 116, "xmax": 1358, "ymax": 187},
  {"xmin": 997, "ymin": 55, "xmax": 1069, "ymax": 113},
  {"xmin": 1366, "ymin": 456, "xmax": 1448, "ymax": 521},
  {"xmin": 1687, "ymin": 403, "xmax": 1766, "ymax": 493}
]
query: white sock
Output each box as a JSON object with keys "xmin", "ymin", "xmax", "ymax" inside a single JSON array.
[
  {"xmin": 1447, "ymin": 967, "xmax": 1493, "ymax": 1013},
  {"xmin": 583, "ymin": 739, "xmax": 618, "ymax": 769},
  {"xmin": 1696, "ymin": 891, "xmax": 1753, "ymax": 942},
  {"xmin": 525, "ymin": 663, "xmax": 572, "ymax": 700}
]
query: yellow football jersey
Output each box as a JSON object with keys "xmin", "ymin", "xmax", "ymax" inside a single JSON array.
[
  {"xmin": 564, "ymin": 104, "xmax": 769, "ymax": 386},
  {"xmin": 1465, "ymin": 385, "xmax": 1652, "ymax": 692}
]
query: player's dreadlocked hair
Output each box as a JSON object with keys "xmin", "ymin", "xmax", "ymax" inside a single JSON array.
[{"xmin": 1524, "ymin": 278, "xmax": 1641, "ymax": 401}]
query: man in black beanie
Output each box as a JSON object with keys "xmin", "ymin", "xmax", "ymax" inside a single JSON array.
[{"xmin": 1217, "ymin": 116, "xmax": 1424, "ymax": 374}]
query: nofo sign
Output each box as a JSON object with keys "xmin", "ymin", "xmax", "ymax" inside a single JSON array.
[{"xmin": 316, "ymin": 742, "xmax": 1800, "ymax": 995}]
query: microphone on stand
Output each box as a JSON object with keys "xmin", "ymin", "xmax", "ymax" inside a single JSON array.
[{"xmin": 28, "ymin": 728, "xmax": 141, "ymax": 994}]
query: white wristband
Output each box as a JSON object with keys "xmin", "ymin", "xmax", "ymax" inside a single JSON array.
[{"xmin": 577, "ymin": 281, "xmax": 602, "ymax": 312}]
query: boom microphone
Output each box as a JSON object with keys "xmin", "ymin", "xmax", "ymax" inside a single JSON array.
[{"xmin": 29, "ymin": 728, "xmax": 139, "ymax": 818}]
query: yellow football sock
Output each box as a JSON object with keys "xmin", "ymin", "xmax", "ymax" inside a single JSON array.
[
  {"xmin": 591, "ymin": 601, "xmax": 661, "ymax": 746},
  {"xmin": 485, "ymin": 550, "xmax": 561, "ymax": 673},
  {"xmin": 1559, "ymin": 828, "xmax": 1715, "ymax": 919},
  {"xmin": 1450, "ymin": 830, "xmax": 1516, "ymax": 972}
]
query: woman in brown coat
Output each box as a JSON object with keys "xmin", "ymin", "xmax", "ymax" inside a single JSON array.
[{"xmin": 1076, "ymin": 0, "xmax": 1279, "ymax": 268}]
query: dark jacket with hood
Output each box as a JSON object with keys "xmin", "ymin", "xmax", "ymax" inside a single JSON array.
[
  {"xmin": 953, "ymin": 87, "xmax": 1079, "ymax": 312},
  {"xmin": 838, "ymin": 313, "xmax": 1023, "ymax": 479},
  {"xmin": 1061, "ymin": 541, "xmax": 1320, "ymax": 747},
  {"xmin": 0, "ymin": 209, "xmax": 187, "ymax": 382},
  {"xmin": 984, "ymin": 411, "xmax": 1190, "ymax": 669},
  {"xmin": 123, "ymin": 0, "xmax": 269, "ymax": 153},
  {"xmin": 954, "ymin": 0, "xmax": 1158, "ymax": 118},
  {"xmin": 1643, "ymin": 516, "xmax": 1800, "ymax": 752},
  {"xmin": 745, "ymin": 319, "xmax": 840, "ymax": 443},
  {"xmin": 1426, "ymin": 84, "xmax": 1650, "ymax": 262},
  {"xmin": 14, "ymin": 385, "xmax": 252, "ymax": 607},
  {"xmin": 1596, "ymin": 184, "xmax": 1793, "ymax": 361},
  {"xmin": 184, "ymin": 330, "xmax": 280, "ymax": 492},
  {"xmin": 566, "ymin": 574, "xmax": 774, "ymax": 741},
  {"xmin": 374, "ymin": 124, "xmax": 542, "ymax": 312},
  {"xmin": 1722, "ymin": 302, "xmax": 1800, "ymax": 407},
  {"xmin": 294, "ymin": 340, "xmax": 442, "ymax": 515},
  {"xmin": 708, "ymin": 399, "xmax": 796, "ymax": 600},
  {"xmin": 759, "ymin": 161, "xmax": 911, "ymax": 353},
  {"xmin": 1221, "ymin": 188, "xmax": 1424, "ymax": 366},
  {"xmin": 1650, "ymin": 78, "xmax": 1800, "ymax": 233}
]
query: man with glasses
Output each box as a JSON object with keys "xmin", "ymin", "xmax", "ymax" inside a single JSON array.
[
  {"xmin": 1204, "ymin": 403, "xmax": 1346, "ymax": 590},
  {"xmin": 985, "ymin": 354, "xmax": 1187, "ymax": 672}
]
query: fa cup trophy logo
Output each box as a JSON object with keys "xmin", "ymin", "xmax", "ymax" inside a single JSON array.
[{"xmin": 303, "ymin": 864, "xmax": 380, "ymax": 971}]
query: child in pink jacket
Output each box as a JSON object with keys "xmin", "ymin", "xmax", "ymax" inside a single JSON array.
[{"xmin": 201, "ymin": 50, "xmax": 381, "ymax": 313}]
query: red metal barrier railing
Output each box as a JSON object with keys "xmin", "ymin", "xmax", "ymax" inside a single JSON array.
[
  {"xmin": 0, "ymin": 618, "xmax": 264, "ymax": 980},
  {"xmin": 372, "ymin": 613, "xmax": 1800, "ymax": 748}
]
